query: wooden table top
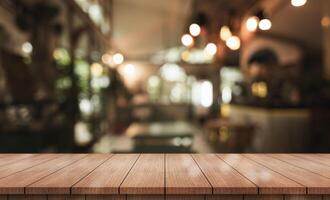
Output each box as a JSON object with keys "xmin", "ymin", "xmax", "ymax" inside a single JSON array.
[{"xmin": 0, "ymin": 154, "xmax": 330, "ymax": 196}]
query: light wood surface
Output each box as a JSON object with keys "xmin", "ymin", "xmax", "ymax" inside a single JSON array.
[
  {"xmin": 0, "ymin": 154, "xmax": 86, "ymax": 194},
  {"xmin": 192, "ymin": 154, "xmax": 257, "ymax": 194},
  {"xmin": 0, "ymin": 154, "xmax": 59, "ymax": 179},
  {"xmin": 0, "ymin": 154, "xmax": 329, "ymax": 199},
  {"xmin": 165, "ymin": 154, "xmax": 212, "ymax": 195},
  {"xmin": 73, "ymin": 154, "xmax": 139, "ymax": 194},
  {"xmin": 120, "ymin": 154, "xmax": 164, "ymax": 195},
  {"xmin": 245, "ymin": 154, "xmax": 330, "ymax": 194},
  {"xmin": 273, "ymin": 154, "xmax": 330, "ymax": 178},
  {"xmin": 0, "ymin": 154, "xmax": 35, "ymax": 167},
  {"xmin": 218, "ymin": 154, "xmax": 305, "ymax": 194},
  {"xmin": 295, "ymin": 154, "xmax": 330, "ymax": 167},
  {"xmin": 26, "ymin": 154, "xmax": 111, "ymax": 194}
]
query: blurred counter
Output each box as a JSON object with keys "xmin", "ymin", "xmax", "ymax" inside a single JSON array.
[{"xmin": 227, "ymin": 104, "xmax": 310, "ymax": 152}]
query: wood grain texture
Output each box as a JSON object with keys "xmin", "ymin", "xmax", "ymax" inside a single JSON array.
[
  {"xmin": 0, "ymin": 154, "xmax": 86, "ymax": 194},
  {"xmin": 47, "ymin": 195, "xmax": 85, "ymax": 200},
  {"xmin": 73, "ymin": 154, "xmax": 139, "ymax": 194},
  {"xmin": 192, "ymin": 154, "xmax": 257, "ymax": 194},
  {"xmin": 166, "ymin": 154, "xmax": 212, "ymax": 195},
  {"xmin": 26, "ymin": 154, "xmax": 111, "ymax": 194},
  {"xmin": 120, "ymin": 154, "xmax": 164, "ymax": 195},
  {"xmin": 0, "ymin": 154, "xmax": 35, "ymax": 167},
  {"xmin": 275, "ymin": 154, "xmax": 330, "ymax": 178},
  {"xmin": 0, "ymin": 154, "xmax": 329, "ymax": 197},
  {"xmin": 7, "ymin": 195, "xmax": 46, "ymax": 200},
  {"xmin": 127, "ymin": 195, "xmax": 164, "ymax": 200},
  {"xmin": 0, "ymin": 154, "xmax": 58, "ymax": 179},
  {"xmin": 295, "ymin": 154, "xmax": 330, "ymax": 167},
  {"xmin": 165, "ymin": 195, "xmax": 205, "ymax": 200},
  {"xmin": 205, "ymin": 195, "xmax": 243, "ymax": 200},
  {"xmin": 86, "ymin": 195, "xmax": 126, "ymax": 200},
  {"xmin": 165, "ymin": 195, "xmax": 204, "ymax": 200},
  {"xmin": 316, "ymin": 154, "xmax": 330, "ymax": 158},
  {"xmin": 284, "ymin": 195, "xmax": 322, "ymax": 200},
  {"xmin": 245, "ymin": 154, "xmax": 330, "ymax": 194},
  {"xmin": 244, "ymin": 195, "xmax": 284, "ymax": 200},
  {"xmin": 324, "ymin": 196, "xmax": 330, "ymax": 200},
  {"xmin": 218, "ymin": 154, "xmax": 304, "ymax": 194}
]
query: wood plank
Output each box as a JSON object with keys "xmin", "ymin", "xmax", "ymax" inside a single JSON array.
[
  {"xmin": 47, "ymin": 195, "xmax": 85, "ymax": 200},
  {"xmin": 284, "ymin": 195, "xmax": 322, "ymax": 200},
  {"xmin": 166, "ymin": 154, "xmax": 212, "ymax": 195},
  {"xmin": 270, "ymin": 154, "xmax": 330, "ymax": 179},
  {"xmin": 206, "ymin": 195, "xmax": 243, "ymax": 200},
  {"xmin": 127, "ymin": 195, "xmax": 164, "ymax": 200},
  {"xmin": 294, "ymin": 154, "xmax": 330, "ymax": 168},
  {"xmin": 7, "ymin": 195, "xmax": 46, "ymax": 200},
  {"xmin": 192, "ymin": 154, "xmax": 257, "ymax": 194},
  {"xmin": 86, "ymin": 195, "xmax": 126, "ymax": 200},
  {"xmin": 166, "ymin": 195, "xmax": 204, "ymax": 200},
  {"xmin": 120, "ymin": 154, "xmax": 164, "ymax": 195},
  {"xmin": 0, "ymin": 154, "xmax": 59, "ymax": 179},
  {"xmin": 0, "ymin": 196, "xmax": 6, "ymax": 200},
  {"xmin": 244, "ymin": 195, "xmax": 283, "ymax": 200},
  {"xmin": 218, "ymin": 154, "xmax": 304, "ymax": 194},
  {"xmin": 0, "ymin": 154, "xmax": 86, "ymax": 194},
  {"xmin": 245, "ymin": 154, "xmax": 330, "ymax": 194},
  {"xmin": 26, "ymin": 154, "xmax": 111, "ymax": 194},
  {"xmin": 324, "ymin": 195, "xmax": 330, "ymax": 200},
  {"xmin": 0, "ymin": 155, "xmax": 35, "ymax": 167},
  {"xmin": 316, "ymin": 154, "xmax": 330, "ymax": 158},
  {"xmin": 73, "ymin": 154, "xmax": 139, "ymax": 194}
]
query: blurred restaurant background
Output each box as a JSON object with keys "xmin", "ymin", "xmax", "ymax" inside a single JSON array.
[{"xmin": 0, "ymin": 0, "xmax": 329, "ymax": 153}]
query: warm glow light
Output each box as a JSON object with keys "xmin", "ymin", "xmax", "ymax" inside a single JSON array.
[
  {"xmin": 123, "ymin": 64, "xmax": 136, "ymax": 77},
  {"xmin": 113, "ymin": 53, "xmax": 124, "ymax": 65},
  {"xmin": 246, "ymin": 16, "xmax": 259, "ymax": 32},
  {"xmin": 102, "ymin": 54, "xmax": 112, "ymax": 65},
  {"xmin": 22, "ymin": 42, "xmax": 33, "ymax": 54},
  {"xmin": 91, "ymin": 63, "xmax": 103, "ymax": 77},
  {"xmin": 252, "ymin": 82, "xmax": 268, "ymax": 98},
  {"xmin": 222, "ymin": 86, "xmax": 232, "ymax": 103},
  {"xmin": 226, "ymin": 36, "xmax": 241, "ymax": 50},
  {"xmin": 189, "ymin": 23, "xmax": 201, "ymax": 37},
  {"xmin": 291, "ymin": 0, "xmax": 307, "ymax": 7},
  {"xmin": 181, "ymin": 34, "xmax": 194, "ymax": 47},
  {"xmin": 220, "ymin": 26, "xmax": 232, "ymax": 41},
  {"xmin": 160, "ymin": 63, "xmax": 186, "ymax": 82},
  {"xmin": 204, "ymin": 43, "xmax": 217, "ymax": 55},
  {"xmin": 259, "ymin": 19, "xmax": 272, "ymax": 30},
  {"xmin": 201, "ymin": 81, "xmax": 213, "ymax": 107},
  {"xmin": 322, "ymin": 16, "xmax": 330, "ymax": 28},
  {"xmin": 181, "ymin": 50, "xmax": 191, "ymax": 62}
]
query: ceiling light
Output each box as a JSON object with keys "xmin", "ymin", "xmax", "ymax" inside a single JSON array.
[
  {"xmin": 291, "ymin": 0, "xmax": 307, "ymax": 7},
  {"xmin": 259, "ymin": 19, "xmax": 272, "ymax": 31},
  {"xmin": 123, "ymin": 64, "xmax": 136, "ymax": 77},
  {"xmin": 102, "ymin": 54, "xmax": 112, "ymax": 65},
  {"xmin": 113, "ymin": 53, "xmax": 124, "ymax": 65},
  {"xmin": 204, "ymin": 43, "xmax": 217, "ymax": 55},
  {"xmin": 226, "ymin": 36, "xmax": 241, "ymax": 50},
  {"xmin": 220, "ymin": 26, "xmax": 232, "ymax": 41},
  {"xmin": 22, "ymin": 42, "xmax": 33, "ymax": 54},
  {"xmin": 181, "ymin": 34, "xmax": 194, "ymax": 47},
  {"xmin": 246, "ymin": 16, "xmax": 259, "ymax": 32},
  {"xmin": 189, "ymin": 23, "xmax": 201, "ymax": 37}
]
